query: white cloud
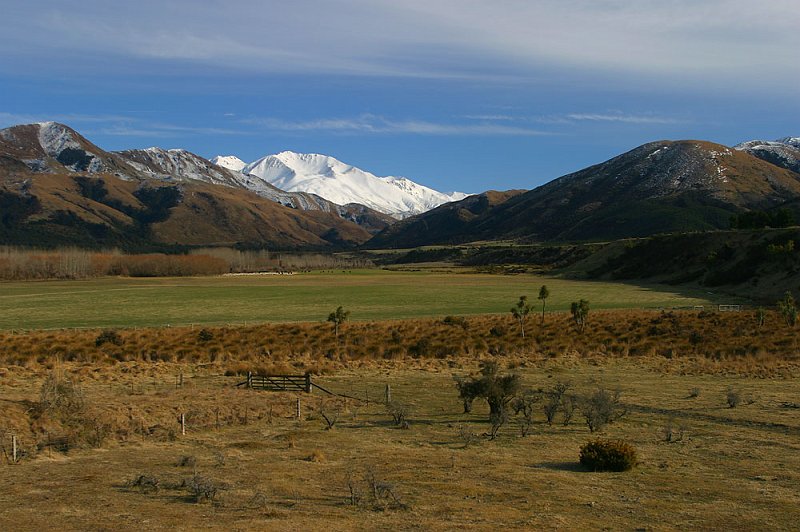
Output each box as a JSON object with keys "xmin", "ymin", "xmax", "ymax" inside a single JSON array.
[
  {"xmin": 564, "ymin": 113, "xmax": 684, "ymax": 125},
  {"xmin": 2, "ymin": 1, "xmax": 797, "ymax": 88},
  {"xmin": 243, "ymin": 114, "xmax": 551, "ymax": 136}
]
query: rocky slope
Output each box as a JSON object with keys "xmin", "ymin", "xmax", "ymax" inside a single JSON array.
[{"xmin": 0, "ymin": 123, "xmax": 378, "ymax": 249}]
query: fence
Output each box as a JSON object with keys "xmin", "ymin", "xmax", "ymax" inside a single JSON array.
[{"xmin": 237, "ymin": 372, "xmax": 313, "ymax": 393}]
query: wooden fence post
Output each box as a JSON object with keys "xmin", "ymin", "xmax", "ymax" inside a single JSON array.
[
  {"xmin": 296, "ymin": 398, "xmax": 301, "ymax": 420},
  {"xmin": 247, "ymin": 372, "xmax": 253, "ymax": 389},
  {"xmin": 385, "ymin": 384, "xmax": 392, "ymax": 404},
  {"xmin": 180, "ymin": 413, "xmax": 186, "ymax": 436},
  {"xmin": 12, "ymin": 434, "xmax": 17, "ymax": 463},
  {"xmin": 305, "ymin": 374, "xmax": 312, "ymax": 394}
]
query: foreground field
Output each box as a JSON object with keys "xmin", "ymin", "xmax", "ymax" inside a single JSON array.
[
  {"xmin": 1, "ymin": 357, "xmax": 799, "ymax": 530},
  {"xmin": 0, "ymin": 269, "xmax": 728, "ymax": 330}
]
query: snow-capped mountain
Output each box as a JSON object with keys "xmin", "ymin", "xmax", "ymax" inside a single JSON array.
[
  {"xmin": 240, "ymin": 151, "xmax": 467, "ymax": 218},
  {"xmin": 735, "ymin": 137, "xmax": 800, "ymax": 173},
  {"xmin": 211, "ymin": 155, "xmax": 246, "ymax": 172}
]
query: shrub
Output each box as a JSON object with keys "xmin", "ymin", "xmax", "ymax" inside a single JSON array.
[
  {"xmin": 95, "ymin": 329, "xmax": 122, "ymax": 347},
  {"xmin": 579, "ymin": 439, "xmax": 637, "ymax": 472},
  {"xmin": 512, "ymin": 389, "xmax": 541, "ymax": 436},
  {"xmin": 542, "ymin": 381, "xmax": 570, "ymax": 425},
  {"xmin": 570, "ymin": 299, "xmax": 590, "ymax": 331},
  {"xmin": 489, "ymin": 325, "xmax": 506, "ymax": 337},
  {"xmin": 662, "ymin": 418, "xmax": 686, "ymax": 442},
  {"xmin": 127, "ymin": 474, "xmax": 160, "ymax": 493},
  {"xmin": 188, "ymin": 473, "xmax": 227, "ymax": 503},
  {"xmin": 176, "ymin": 455, "xmax": 197, "ymax": 468},
  {"xmin": 581, "ymin": 387, "xmax": 626, "ymax": 432},
  {"xmin": 454, "ymin": 361, "xmax": 521, "ymax": 426},
  {"xmin": 318, "ymin": 399, "xmax": 342, "ymax": 430},
  {"xmin": 40, "ymin": 370, "xmax": 85, "ymax": 414},
  {"xmin": 442, "ymin": 315, "xmax": 469, "ymax": 330},
  {"xmin": 726, "ymin": 387, "xmax": 742, "ymax": 408},
  {"xmin": 197, "ymin": 329, "xmax": 214, "ymax": 343},
  {"xmin": 387, "ymin": 401, "xmax": 410, "ymax": 428}
]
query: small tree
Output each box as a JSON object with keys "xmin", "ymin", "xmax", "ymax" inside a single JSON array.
[
  {"xmin": 510, "ymin": 295, "xmax": 533, "ymax": 337},
  {"xmin": 570, "ymin": 299, "xmax": 590, "ymax": 331},
  {"xmin": 454, "ymin": 361, "xmax": 521, "ymax": 438},
  {"xmin": 581, "ymin": 387, "xmax": 626, "ymax": 432},
  {"xmin": 778, "ymin": 291, "xmax": 797, "ymax": 327},
  {"xmin": 327, "ymin": 306, "xmax": 350, "ymax": 338},
  {"xmin": 538, "ymin": 285, "xmax": 550, "ymax": 324}
]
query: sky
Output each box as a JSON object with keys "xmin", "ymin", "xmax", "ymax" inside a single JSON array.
[{"xmin": 1, "ymin": 0, "xmax": 798, "ymax": 193}]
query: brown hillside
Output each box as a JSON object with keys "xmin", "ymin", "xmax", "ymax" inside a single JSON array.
[
  {"xmin": 367, "ymin": 140, "xmax": 800, "ymax": 247},
  {"xmin": 0, "ymin": 123, "xmax": 377, "ymax": 249}
]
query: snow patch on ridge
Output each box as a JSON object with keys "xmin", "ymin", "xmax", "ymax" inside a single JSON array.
[{"xmin": 211, "ymin": 155, "xmax": 246, "ymax": 172}]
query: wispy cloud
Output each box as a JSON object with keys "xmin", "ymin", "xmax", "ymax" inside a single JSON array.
[
  {"xmin": 2, "ymin": 1, "xmax": 798, "ymax": 88},
  {"xmin": 461, "ymin": 111, "xmax": 686, "ymax": 126},
  {"xmin": 564, "ymin": 113, "xmax": 684, "ymax": 125},
  {"xmin": 243, "ymin": 114, "xmax": 551, "ymax": 136},
  {"xmin": 463, "ymin": 114, "xmax": 518, "ymax": 121}
]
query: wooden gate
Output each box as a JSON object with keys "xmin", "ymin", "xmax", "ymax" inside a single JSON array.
[{"xmin": 236, "ymin": 372, "xmax": 313, "ymax": 393}]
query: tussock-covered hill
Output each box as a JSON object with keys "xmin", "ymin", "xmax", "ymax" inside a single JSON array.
[
  {"xmin": 0, "ymin": 123, "xmax": 378, "ymax": 249},
  {"xmin": 367, "ymin": 140, "xmax": 800, "ymax": 247}
]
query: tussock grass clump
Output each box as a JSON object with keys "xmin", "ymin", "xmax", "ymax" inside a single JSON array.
[
  {"xmin": 579, "ymin": 439, "xmax": 637, "ymax": 472},
  {"xmin": 2, "ymin": 310, "xmax": 800, "ymax": 377}
]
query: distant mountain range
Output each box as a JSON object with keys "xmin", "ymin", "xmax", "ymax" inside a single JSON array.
[
  {"xmin": 367, "ymin": 138, "xmax": 800, "ymax": 248},
  {"xmin": 214, "ymin": 151, "xmax": 467, "ymax": 218},
  {"xmin": 2, "ymin": 121, "xmax": 798, "ymax": 252},
  {"xmin": 735, "ymin": 137, "xmax": 800, "ymax": 174},
  {"xmin": 0, "ymin": 122, "xmax": 394, "ymax": 249}
]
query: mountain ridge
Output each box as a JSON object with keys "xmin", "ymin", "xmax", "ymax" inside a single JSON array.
[
  {"xmin": 240, "ymin": 151, "xmax": 467, "ymax": 218},
  {"xmin": 0, "ymin": 122, "xmax": 380, "ymax": 249},
  {"xmin": 367, "ymin": 139, "xmax": 800, "ymax": 248}
]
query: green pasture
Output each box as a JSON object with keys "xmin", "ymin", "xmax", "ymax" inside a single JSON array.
[{"xmin": 0, "ymin": 269, "xmax": 733, "ymax": 330}]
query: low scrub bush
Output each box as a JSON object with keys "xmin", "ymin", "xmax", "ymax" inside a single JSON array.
[
  {"xmin": 579, "ymin": 439, "xmax": 637, "ymax": 472},
  {"xmin": 95, "ymin": 329, "xmax": 122, "ymax": 347},
  {"xmin": 580, "ymin": 387, "xmax": 626, "ymax": 432}
]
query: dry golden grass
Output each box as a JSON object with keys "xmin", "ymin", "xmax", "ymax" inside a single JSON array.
[
  {"xmin": 1, "ymin": 355, "xmax": 799, "ymax": 530},
  {"xmin": 2, "ymin": 309, "xmax": 798, "ymax": 378}
]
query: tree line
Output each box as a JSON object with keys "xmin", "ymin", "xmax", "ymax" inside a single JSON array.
[{"xmin": 0, "ymin": 246, "xmax": 374, "ymax": 280}]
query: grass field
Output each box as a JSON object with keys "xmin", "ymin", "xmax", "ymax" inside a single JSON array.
[
  {"xmin": 1, "ymin": 359, "xmax": 798, "ymax": 530},
  {"xmin": 0, "ymin": 269, "xmax": 732, "ymax": 330}
]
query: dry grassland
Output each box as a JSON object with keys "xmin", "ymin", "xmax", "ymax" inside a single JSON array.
[
  {"xmin": 0, "ymin": 357, "xmax": 799, "ymax": 531},
  {"xmin": 0, "ymin": 309, "xmax": 799, "ymax": 530}
]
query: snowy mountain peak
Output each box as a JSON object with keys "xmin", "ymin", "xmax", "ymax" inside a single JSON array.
[
  {"xmin": 211, "ymin": 155, "xmax": 246, "ymax": 172},
  {"xmin": 777, "ymin": 137, "xmax": 800, "ymax": 148},
  {"xmin": 734, "ymin": 136, "xmax": 800, "ymax": 174},
  {"xmin": 241, "ymin": 151, "xmax": 467, "ymax": 218}
]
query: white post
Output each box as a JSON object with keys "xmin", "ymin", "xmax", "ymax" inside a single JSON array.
[
  {"xmin": 296, "ymin": 398, "xmax": 301, "ymax": 420},
  {"xmin": 12, "ymin": 434, "xmax": 17, "ymax": 463},
  {"xmin": 385, "ymin": 384, "xmax": 392, "ymax": 404},
  {"xmin": 180, "ymin": 413, "xmax": 186, "ymax": 435}
]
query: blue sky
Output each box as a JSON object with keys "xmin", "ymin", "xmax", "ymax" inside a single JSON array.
[{"xmin": 2, "ymin": 0, "xmax": 798, "ymax": 193}]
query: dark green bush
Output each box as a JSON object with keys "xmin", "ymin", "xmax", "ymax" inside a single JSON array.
[
  {"xmin": 579, "ymin": 439, "xmax": 637, "ymax": 472},
  {"xmin": 95, "ymin": 329, "xmax": 122, "ymax": 347}
]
